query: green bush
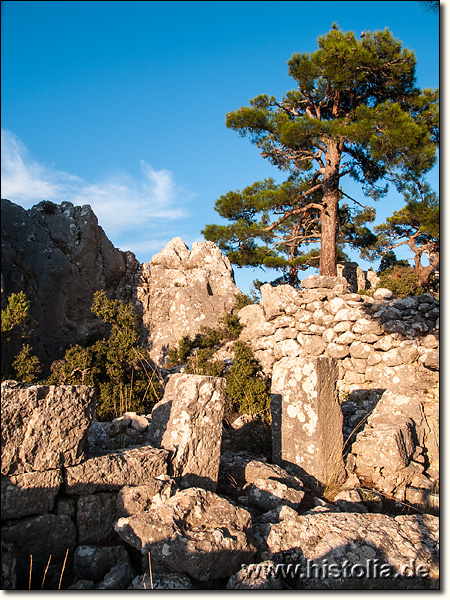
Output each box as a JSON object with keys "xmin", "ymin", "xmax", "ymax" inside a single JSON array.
[
  {"xmin": 12, "ymin": 344, "xmax": 41, "ymax": 383},
  {"xmin": 47, "ymin": 291, "xmax": 163, "ymax": 420},
  {"xmin": 1, "ymin": 292, "xmax": 41, "ymax": 381},
  {"xmin": 167, "ymin": 306, "xmax": 242, "ymax": 368},
  {"xmin": 233, "ymin": 292, "xmax": 253, "ymax": 311},
  {"xmin": 225, "ymin": 341, "xmax": 270, "ymax": 417},
  {"xmin": 185, "ymin": 347, "xmax": 225, "ymax": 377},
  {"xmin": 220, "ymin": 313, "xmax": 243, "ymax": 339},
  {"xmin": 378, "ymin": 265, "xmax": 424, "ymax": 298},
  {"xmin": 1, "ymin": 291, "xmax": 31, "ymax": 343}
]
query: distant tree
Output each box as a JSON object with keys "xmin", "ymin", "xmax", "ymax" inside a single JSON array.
[
  {"xmin": 377, "ymin": 250, "xmax": 410, "ymax": 274},
  {"xmin": 213, "ymin": 26, "xmax": 438, "ymax": 277},
  {"xmin": 374, "ymin": 180, "xmax": 439, "ymax": 288}
]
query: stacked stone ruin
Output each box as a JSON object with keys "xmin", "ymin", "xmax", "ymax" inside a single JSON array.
[{"xmin": 0, "ymin": 218, "xmax": 440, "ymax": 589}]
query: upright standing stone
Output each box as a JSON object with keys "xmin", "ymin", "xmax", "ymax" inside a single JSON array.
[
  {"xmin": 147, "ymin": 374, "xmax": 226, "ymax": 491},
  {"xmin": 271, "ymin": 357, "xmax": 345, "ymax": 487}
]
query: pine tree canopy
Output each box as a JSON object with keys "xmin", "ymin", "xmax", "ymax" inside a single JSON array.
[{"xmin": 204, "ymin": 26, "xmax": 438, "ymax": 279}]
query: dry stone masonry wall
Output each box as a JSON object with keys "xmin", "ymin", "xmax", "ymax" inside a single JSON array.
[{"xmin": 239, "ymin": 276, "xmax": 439, "ymax": 398}]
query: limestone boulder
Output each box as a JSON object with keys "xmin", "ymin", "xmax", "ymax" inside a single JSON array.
[
  {"xmin": 64, "ymin": 445, "xmax": 169, "ymax": 494},
  {"xmin": 147, "ymin": 374, "xmax": 226, "ymax": 491},
  {"xmin": 1, "ymin": 381, "xmax": 96, "ymax": 475},
  {"xmin": 226, "ymin": 561, "xmax": 283, "ymax": 590},
  {"xmin": 1, "ymin": 540, "xmax": 17, "ymax": 590},
  {"xmin": 117, "ymin": 477, "xmax": 178, "ymax": 515},
  {"xmin": 95, "ymin": 562, "xmax": 135, "ymax": 590},
  {"xmin": 245, "ymin": 478, "xmax": 305, "ymax": 511},
  {"xmin": 254, "ymin": 512, "xmax": 439, "ymax": 588},
  {"xmin": 128, "ymin": 573, "xmax": 194, "ymax": 590},
  {"xmin": 115, "ymin": 487, "xmax": 256, "ymax": 581},
  {"xmin": 76, "ymin": 492, "xmax": 121, "ymax": 545},
  {"xmin": 349, "ymin": 391, "xmax": 434, "ymax": 493},
  {"xmin": 73, "ymin": 545, "xmax": 130, "ymax": 583},
  {"xmin": 1, "ymin": 514, "xmax": 77, "ymax": 587},
  {"xmin": 260, "ymin": 284, "xmax": 300, "ymax": 320},
  {"xmin": 300, "ymin": 275, "xmax": 350, "ymax": 291}
]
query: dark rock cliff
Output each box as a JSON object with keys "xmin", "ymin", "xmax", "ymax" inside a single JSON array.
[{"xmin": 1, "ymin": 198, "xmax": 140, "ymax": 374}]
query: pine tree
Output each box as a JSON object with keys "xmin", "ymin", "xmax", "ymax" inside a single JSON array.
[
  {"xmin": 209, "ymin": 26, "xmax": 438, "ymax": 277},
  {"xmin": 374, "ymin": 180, "xmax": 439, "ymax": 288}
]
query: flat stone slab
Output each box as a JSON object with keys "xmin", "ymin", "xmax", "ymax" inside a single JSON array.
[
  {"xmin": 148, "ymin": 374, "xmax": 226, "ymax": 491},
  {"xmin": 64, "ymin": 445, "xmax": 169, "ymax": 494},
  {"xmin": 271, "ymin": 357, "xmax": 345, "ymax": 487}
]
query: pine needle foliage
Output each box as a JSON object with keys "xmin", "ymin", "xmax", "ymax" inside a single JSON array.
[{"xmin": 204, "ymin": 26, "xmax": 438, "ymax": 278}]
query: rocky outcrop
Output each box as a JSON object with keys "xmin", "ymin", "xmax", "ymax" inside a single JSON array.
[
  {"xmin": 348, "ymin": 390, "xmax": 439, "ymax": 507},
  {"xmin": 147, "ymin": 373, "xmax": 226, "ymax": 491},
  {"xmin": 115, "ymin": 487, "xmax": 256, "ymax": 581},
  {"xmin": 137, "ymin": 237, "xmax": 239, "ymax": 364},
  {"xmin": 1, "ymin": 200, "xmax": 242, "ymax": 372},
  {"xmin": 1, "ymin": 199, "xmax": 139, "ymax": 372},
  {"xmin": 1, "ymin": 380, "xmax": 96, "ymax": 475}
]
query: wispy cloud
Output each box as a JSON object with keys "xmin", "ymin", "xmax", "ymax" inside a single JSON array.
[{"xmin": 1, "ymin": 129, "xmax": 193, "ymax": 255}]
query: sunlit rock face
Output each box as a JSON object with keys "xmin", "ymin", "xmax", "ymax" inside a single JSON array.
[{"xmin": 137, "ymin": 237, "xmax": 240, "ymax": 365}]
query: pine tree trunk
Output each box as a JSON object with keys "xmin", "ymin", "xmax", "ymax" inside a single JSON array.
[{"xmin": 319, "ymin": 144, "xmax": 341, "ymax": 276}]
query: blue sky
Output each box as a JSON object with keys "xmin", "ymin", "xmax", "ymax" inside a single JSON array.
[{"xmin": 1, "ymin": 1, "xmax": 440, "ymax": 293}]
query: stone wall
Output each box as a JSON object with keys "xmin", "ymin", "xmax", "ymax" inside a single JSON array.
[{"xmin": 238, "ymin": 275, "xmax": 439, "ymax": 399}]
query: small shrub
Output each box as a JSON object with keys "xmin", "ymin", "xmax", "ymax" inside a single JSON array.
[
  {"xmin": 233, "ymin": 292, "xmax": 253, "ymax": 311},
  {"xmin": 47, "ymin": 292, "xmax": 163, "ymax": 420},
  {"xmin": 220, "ymin": 313, "xmax": 243, "ymax": 339},
  {"xmin": 186, "ymin": 347, "xmax": 224, "ymax": 377},
  {"xmin": 1, "ymin": 291, "xmax": 31, "ymax": 342},
  {"xmin": 168, "ymin": 336, "xmax": 194, "ymax": 365},
  {"xmin": 12, "ymin": 344, "xmax": 41, "ymax": 383},
  {"xmin": 378, "ymin": 265, "xmax": 424, "ymax": 298},
  {"xmin": 225, "ymin": 341, "xmax": 270, "ymax": 417},
  {"xmin": 2, "ymin": 292, "xmax": 41, "ymax": 381}
]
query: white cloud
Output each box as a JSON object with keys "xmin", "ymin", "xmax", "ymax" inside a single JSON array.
[
  {"xmin": 1, "ymin": 129, "xmax": 192, "ymax": 243},
  {"xmin": 1, "ymin": 129, "xmax": 78, "ymax": 204}
]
